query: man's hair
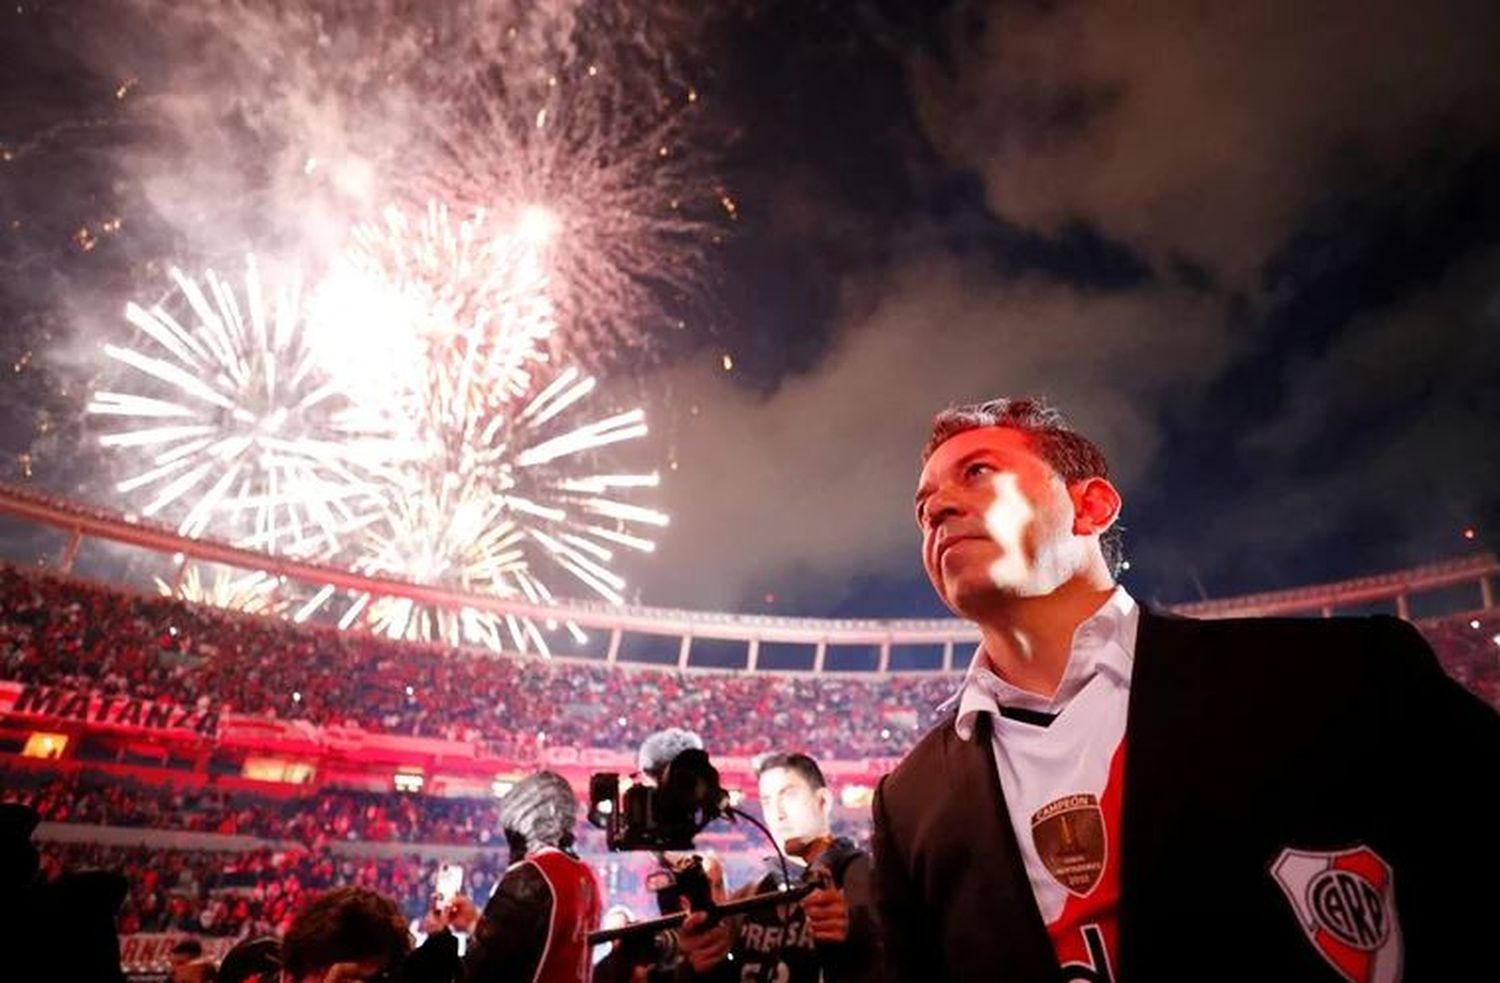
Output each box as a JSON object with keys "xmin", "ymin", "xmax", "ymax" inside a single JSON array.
[
  {"xmin": 499, "ymin": 770, "xmax": 577, "ymax": 852},
  {"xmin": 637, "ymin": 728, "xmax": 704, "ymax": 781},
  {"xmin": 923, "ymin": 397, "xmax": 1124, "ymax": 570},
  {"xmin": 281, "ymin": 887, "xmax": 408, "ymax": 980},
  {"xmin": 216, "ymin": 936, "xmax": 281, "ymax": 983},
  {"xmin": 756, "ymin": 752, "xmax": 827, "ymax": 792},
  {"xmin": 170, "ymin": 938, "xmax": 204, "ymax": 959}
]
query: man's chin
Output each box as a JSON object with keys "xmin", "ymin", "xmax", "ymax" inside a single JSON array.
[{"xmin": 945, "ymin": 580, "xmax": 1025, "ymax": 618}]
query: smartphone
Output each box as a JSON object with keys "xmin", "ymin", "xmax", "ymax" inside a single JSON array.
[{"xmin": 435, "ymin": 862, "xmax": 464, "ymax": 910}]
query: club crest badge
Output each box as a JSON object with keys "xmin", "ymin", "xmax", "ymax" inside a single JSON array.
[
  {"xmin": 1031, "ymin": 793, "xmax": 1106, "ymax": 896},
  {"xmin": 1270, "ymin": 845, "xmax": 1403, "ymax": 983}
]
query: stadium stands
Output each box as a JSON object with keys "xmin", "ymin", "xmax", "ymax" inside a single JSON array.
[
  {"xmin": 3, "ymin": 560, "xmax": 1497, "ymax": 958},
  {"xmin": 2, "ymin": 768, "xmax": 506, "ymax": 845},
  {"xmin": 0, "ymin": 565, "xmax": 957, "ymax": 759}
]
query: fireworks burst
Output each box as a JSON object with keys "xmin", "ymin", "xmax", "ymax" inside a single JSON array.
[
  {"xmin": 94, "ymin": 231, "xmax": 670, "ymax": 655},
  {"xmin": 424, "ymin": 32, "xmax": 721, "ymax": 361},
  {"xmin": 87, "ymin": 256, "xmax": 390, "ymax": 558},
  {"xmin": 79, "ymin": 2, "xmax": 705, "ymax": 650},
  {"xmin": 309, "ymin": 199, "xmax": 558, "ymax": 424},
  {"xmin": 345, "ymin": 361, "xmax": 667, "ymax": 655},
  {"xmin": 300, "ymin": 190, "xmax": 668, "ymax": 655},
  {"xmin": 156, "ymin": 563, "xmax": 283, "ymax": 617}
]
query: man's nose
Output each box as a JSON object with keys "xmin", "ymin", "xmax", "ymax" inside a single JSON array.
[{"xmin": 925, "ymin": 486, "xmax": 966, "ymax": 527}]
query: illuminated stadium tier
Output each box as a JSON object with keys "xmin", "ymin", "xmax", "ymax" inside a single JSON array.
[{"xmin": 0, "ymin": 481, "xmax": 1496, "ymax": 674}]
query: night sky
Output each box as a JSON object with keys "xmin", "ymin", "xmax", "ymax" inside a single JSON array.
[{"xmin": 2, "ymin": 0, "xmax": 1497, "ymax": 621}]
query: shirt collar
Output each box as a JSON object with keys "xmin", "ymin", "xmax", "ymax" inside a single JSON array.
[{"xmin": 942, "ymin": 586, "xmax": 1139, "ymax": 740}]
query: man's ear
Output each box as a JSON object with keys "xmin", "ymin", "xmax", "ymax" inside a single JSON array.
[
  {"xmin": 1071, "ymin": 477, "xmax": 1122, "ymax": 536},
  {"xmin": 816, "ymin": 786, "xmax": 833, "ymax": 817}
]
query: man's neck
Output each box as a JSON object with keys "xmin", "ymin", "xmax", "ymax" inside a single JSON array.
[
  {"xmin": 975, "ymin": 576, "xmax": 1117, "ymax": 698},
  {"xmin": 787, "ymin": 834, "xmax": 833, "ymax": 866}
]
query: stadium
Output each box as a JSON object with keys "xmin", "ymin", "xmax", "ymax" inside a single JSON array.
[
  {"xmin": 2, "ymin": 482, "xmax": 1496, "ymax": 976},
  {"xmin": 5, "ymin": 2, "xmax": 1499, "ymax": 980}
]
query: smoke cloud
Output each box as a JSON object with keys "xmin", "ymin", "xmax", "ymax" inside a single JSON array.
[
  {"xmin": 909, "ymin": 0, "xmax": 1500, "ymax": 279},
  {"xmin": 640, "ymin": 259, "xmax": 1231, "ymax": 610}
]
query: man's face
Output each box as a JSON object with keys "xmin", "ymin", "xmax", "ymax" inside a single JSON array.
[
  {"xmin": 757, "ymin": 766, "xmax": 829, "ymax": 852},
  {"xmin": 915, "ymin": 427, "xmax": 1084, "ymax": 616}
]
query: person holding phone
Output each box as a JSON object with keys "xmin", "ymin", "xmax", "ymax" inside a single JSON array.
[{"xmin": 414, "ymin": 771, "xmax": 601, "ymax": 983}]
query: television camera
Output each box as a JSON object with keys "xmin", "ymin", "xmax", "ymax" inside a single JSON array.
[{"xmin": 585, "ymin": 748, "xmax": 816, "ymax": 964}]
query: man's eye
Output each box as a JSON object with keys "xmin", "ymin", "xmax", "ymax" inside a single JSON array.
[{"xmin": 965, "ymin": 462, "xmax": 993, "ymax": 479}]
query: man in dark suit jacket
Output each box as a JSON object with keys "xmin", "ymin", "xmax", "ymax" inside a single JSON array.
[{"xmin": 876, "ymin": 396, "xmax": 1498, "ymax": 982}]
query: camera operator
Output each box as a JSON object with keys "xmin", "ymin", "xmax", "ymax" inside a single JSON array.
[
  {"xmin": 676, "ymin": 753, "xmax": 879, "ymax": 983},
  {"xmin": 625, "ymin": 728, "xmax": 729, "ymax": 981},
  {"xmin": 637, "ymin": 728, "xmax": 729, "ymax": 911},
  {"xmin": 419, "ymin": 770, "xmax": 602, "ymax": 983},
  {"xmin": 637, "ymin": 728, "xmax": 705, "ymax": 787}
]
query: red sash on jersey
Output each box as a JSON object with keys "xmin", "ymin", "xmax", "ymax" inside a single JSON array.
[
  {"xmin": 526, "ymin": 848, "xmax": 603, "ymax": 983},
  {"xmin": 1047, "ymin": 743, "xmax": 1125, "ymax": 981}
]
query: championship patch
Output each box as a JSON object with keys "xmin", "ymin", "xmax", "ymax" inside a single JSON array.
[
  {"xmin": 1270, "ymin": 845, "xmax": 1403, "ymax": 983},
  {"xmin": 1031, "ymin": 793, "xmax": 1106, "ymax": 896}
]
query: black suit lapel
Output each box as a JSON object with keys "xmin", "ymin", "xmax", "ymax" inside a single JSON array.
[
  {"xmin": 1117, "ymin": 609, "xmax": 1200, "ymax": 978},
  {"xmin": 953, "ymin": 711, "xmax": 1059, "ymax": 980}
]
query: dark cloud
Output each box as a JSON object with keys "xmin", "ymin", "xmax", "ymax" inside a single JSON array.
[
  {"xmin": 638, "ymin": 259, "xmax": 1231, "ymax": 610},
  {"xmin": 908, "ymin": 0, "xmax": 1500, "ymax": 278},
  {"xmin": 1136, "ymin": 246, "xmax": 1500, "ymax": 592}
]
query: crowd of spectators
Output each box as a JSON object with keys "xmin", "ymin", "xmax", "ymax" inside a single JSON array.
[
  {"xmin": 1422, "ymin": 610, "xmax": 1500, "ymax": 710},
  {"xmin": 0, "ymin": 565, "xmax": 958, "ymax": 759},
  {"xmin": 36, "ymin": 841, "xmax": 512, "ymax": 937},
  {"xmin": 6, "ymin": 566, "xmax": 1497, "ymax": 759},
  {"xmin": 2, "ymin": 769, "xmax": 508, "ymax": 846},
  {"xmin": 6, "ymin": 765, "xmax": 844, "ymax": 927},
  {"xmin": 4, "ymin": 764, "xmax": 854, "ymax": 857},
  {"xmin": 35, "ymin": 832, "xmax": 772, "ymax": 938}
]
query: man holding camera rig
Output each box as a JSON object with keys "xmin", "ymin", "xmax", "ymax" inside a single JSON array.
[{"xmin": 674, "ymin": 752, "xmax": 880, "ymax": 983}]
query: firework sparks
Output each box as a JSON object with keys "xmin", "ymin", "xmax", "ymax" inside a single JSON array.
[
  {"xmin": 92, "ymin": 208, "xmax": 670, "ymax": 655},
  {"xmin": 293, "ymin": 186, "xmax": 670, "ymax": 653},
  {"xmin": 424, "ymin": 44, "xmax": 719, "ymax": 360},
  {"xmin": 347, "ymin": 362, "xmax": 667, "ymax": 655},
  {"xmin": 87, "ymin": 256, "xmax": 390, "ymax": 557},
  {"xmin": 156, "ymin": 562, "xmax": 283, "ymax": 616},
  {"xmin": 309, "ymin": 199, "xmax": 558, "ymax": 424},
  {"xmin": 75, "ymin": 3, "xmax": 704, "ymax": 648}
]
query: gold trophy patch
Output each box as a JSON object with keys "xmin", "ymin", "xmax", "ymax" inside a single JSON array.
[{"xmin": 1031, "ymin": 793, "xmax": 1106, "ymax": 897}]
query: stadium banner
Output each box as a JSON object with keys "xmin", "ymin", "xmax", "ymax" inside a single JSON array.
[
  {"xmin": 0, "ymin": 681, "xmax": 219, "ymax": 737},
  {"xmin": 120, "ymin": 933, "xmax": 237, "ymax": 977}
]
